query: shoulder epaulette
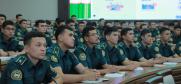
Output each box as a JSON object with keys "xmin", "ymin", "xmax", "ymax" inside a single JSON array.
[
  {"xmin": 179, "ymin": 41, "xmax": 181, "ymax": 44},
  {"xmin": 96, "ymin": 43, "xmax": 106, "ymax": 49},
  {"xmin": 15, "ymin": 55, "xmax": 27, "ymax": 65},
  {"xmin": 135, "ymin": 42, "xmax": 141, "ymax": 48},
  {"xmin": 117, "ymin": 42, "xmax": 124, "ymax": 48},
  {"xmin": 76, "ymin": 43, "xmax": 87, "ymax": 51}
]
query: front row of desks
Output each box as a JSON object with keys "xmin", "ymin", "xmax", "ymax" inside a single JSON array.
[{"xmin": 0, "ymin": 56, "xmax": 181, "ymax": 84}]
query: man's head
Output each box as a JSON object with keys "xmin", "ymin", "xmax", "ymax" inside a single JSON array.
[
  {"xmin": 105, "ymin": 21, "xmax": 114, "ymax": 27},
  {"xmin": 35, "ymin": 20, "xmax": 47, "ymax": 33},
  {"xmin": 174, "ymin": 25, "xmax": 181, "ymax": 36},
  {"xmin": 98, "ymin": 18, "xmax": 105, "ymax": 27},
  {"xmin": 55, "ymin": 18, "xmax": 65, "ymax": 27},
  {"xmin": 71, "ymin": 15, "xmax": 77, "ymax": 23},
  {"xmin": 1, "ymin": 20, "xmax": 15, "ymax": 39},
  {"xmin": 24, "ymin": 31, "xmax": 46, "ymax": 60},
  {"xmin": 66, "ymin": 19, "xmax": 75, "ymax": 31},
  {"xmin": 121, "ymin": 28, "xmax": 134, "ymax": 43},
  {"xmin": 141, "ymin": 29, "xmax": 153, "ymax": 45},
  {"xmin": 55, "ymin": 26, "xmax": 74, "ymax": 49},
  {"xmin": 150, "ymin": 22, "xmax": 157, "ymax": 29},
  {"xmin": 0, "ymin": 14, "xmax": 6, "ymax": 26},
  {"xmin": 140, "ymin": 24, "xmax": 148, "ymax": 30},
  {"xmin": 104, "ymin": 27, "xmax": 119, "ymax": 46},
  {"xmin": 78, "ymin": 21, "xmax": 86, "ymax": 32},
  {"xmin": 135, "ymin": 21, "xmax": 142, "ymax": 29},
  {"xmin": 160, "ymin": 27, "xmax": 171, "ymax": 42},
  {"xmin": 19, "ymin": 19, "xmax": 28, "ymax": 28},
  {"xmin": 82, "ymin": 26, "xmax": 99, "ymax": 45},
  {"xmin": 16, "ymin": 14, "xmax": 23, "ymax": 23}
]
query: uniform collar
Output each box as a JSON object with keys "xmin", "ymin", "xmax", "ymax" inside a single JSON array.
[
  {"xmin": 105, "ymin": 42, "xmax": 114, "ymax": 52},
  {"xmin": 160, "ymin": 41, "xmax": 169, "ymax": 46},
  {"xmin": 122, "ymin": 41, "xmax": 133, "ymax": 48},
  {"xmin": 54, "ymin": 43, "xmax": 66, "ymax": 57},
  {"xmin": 141, "ymin": 42, "xmax": 150, "ymax": 48},
  {"xmin": 0, "ymin": 33, "xmax": 13, "ymax": 43},
  {"xmin": 23, "ymin": 54, "xmax": 43, "ymax": 69}
]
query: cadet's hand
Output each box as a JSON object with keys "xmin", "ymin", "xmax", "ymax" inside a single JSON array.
[
  {"xmin": 7, "ymin": 51, "xmax": 17, "ymax": 56},
  {"xmin": 153, "ymin": 59, "xmax": 163, "ymax": 64},
  {"xmin": 83, "ymin": 71, "xmax": 100, "ymax": 81},
  {"xmin": 140, "ymin": 61, "xmax": 154, "ymax": 67},
  {"xmin": 125, "ymin": 64, "xmax": 138, "ymax": 71},
  {"xmin": 0, "ymin": 49, "xmax": 8, "ymax": 56},
  {"xmin": 107, "ymin": 66, "xmax": 119, "ymax": 73}
]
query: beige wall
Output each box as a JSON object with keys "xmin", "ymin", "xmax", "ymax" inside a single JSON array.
[{"xmin": 0, "ymin": 0, "xmax": 58, "ymax": 20}]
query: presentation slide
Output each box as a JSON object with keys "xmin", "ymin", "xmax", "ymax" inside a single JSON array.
[{"xmin": 70, "ymin": 0, "xmax": 181, "ymax": 20}]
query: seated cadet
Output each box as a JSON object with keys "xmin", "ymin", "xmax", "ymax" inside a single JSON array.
[
  {"xmin": 172, "ymin": 25, "xmax": 181, "ymax": 44},
  {"xmin": 46, "ymin": 26, "xmax": 100, "ymax": 83},
  {"xmin": 74, "ymin": 26, "xmax": 119, "ymax": 74},
  {"xmin": 45, "ymin": 20, "xmax": 54, "ymax": 38},
  {"xmin": 0, "ymin": 14, "xmax": 6, "ymax": 31},
  {"xmin": 15, "ymin": 19, "xmax": 28, "ymax": 40},
  {"xmin": 15, "ymin": 14, "xmax": 23, "ymax": 29},
  {"xmin": 53, "ymin": 18, "xmax": 65, "ymax": 38},
  {"xmin": 151, "ymin": 27, "xmax": 179, "ymax": 58},
  {"xmin": 138, "ymin": 29, "xmax": 166, "ymax": 63},
  {"xmin": 175, "ymin": 42, "xmax": 181, "ymax": 56},
  {"xmin": 0, "ymin": 20, "xmax": 24, "ymax": 56},
  {"xmin": 74, "ymin": 21, "xmax": 85, "ymax": 47},
  {"xmin": 0, "ymin": 31, "xmax": 63, "ymax": 84},
  {"xmin": 98, "ymin": 28, "xmax": 138, "ymax": 71},
  {"xmin": 118, "ymin": 28, "xmax": 154, "ymax": 67},
  {"xmin": 66, "ymin": 19, "xmax": 76, "ymax": 32},
  {"xmin": 34, "ymin": 20, "xmax": 53, "ymax": 47},
  {"xmin": 149, "ymin": 22, "xmax": 160, "ymax": 41}
]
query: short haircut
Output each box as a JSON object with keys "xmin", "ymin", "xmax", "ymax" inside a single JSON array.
[
  {"xmin": 2, "ymin": 20, "xmax": 14, "ymax": 28},
  {"xmin": 82, "ymin": 26, "xmax": 96, "ymax": 38},
  {"xmin": 141, "ymin": 29, "xmax": 151, "ymax": 36},
  {"xmin": 19, "ymin": 19, "xmax": 27, "ymax": 24},
  {"xmin": 86, "ymin": 22, "xmax": 97, "ymax": 27},
  {"xmin": 16, "ymin": 14, "xmax": 22, "ymax": 18},
  {"xmin": 23, "ymin": 31, "xmax": 45, "ymax": 45},
  {"xmin": 0, "ymin": 14, "xmax": 6, "ymax": 20},
  {"xmin": 104, "ymin": 27, "xmax": 118, "ymax": 36},
  {"xmin": 34, "ymin": 20, "xmax": 46, "ymax": 27},
  {"xmin": 78, "ymin": 21, "xmax": 85, "ymax": 24},
  {"xmin": 159, "ymin": 27, "xmax": 170, "ymax": 34},
  {"xmin": 71, "ymin": 15, "xmax": 76, "ymax": 17},
  {"xmin": 45, "ymin": 20, "xmax": 51, "ymax": 25},
  {"xmin": 174, "ymin": 25, "xmax": 181, "ymax": 29},
  {"xmin": 54, "ymin": 26, "xmax": 73, "ymax": 40},
  {"xmin": 98, "ymin": 18, "xmax": 104, "ymax": 22},
  {"xmin": 66, "ymin": 19, "xmax": 74, "ymax": 24},
  {"xmin": 55, "ymin": 18, "xmax": 64, "ymax": 24},
  {"xmin": 121, "ymin": 28, "xmax": 133, "ymax": 36},
  {"xmin": 140, "ymin": 24, "xmax": 147, "ymax": 29}
]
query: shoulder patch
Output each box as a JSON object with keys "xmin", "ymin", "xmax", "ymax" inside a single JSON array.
[
  {"xmin": 96, "ymin": 43, "xmax": 104, "ymax": 49},
  {"xmin": 11, "ymin": 69, "xmax": 22, "ymax": 80},
  {"xmin": 102, "ymin": 50, "xmax": 105, "ymax": 57},
  {"xmin": 154, "ymin": 47, "xmax": 159, "ymax": 52},
  {"xmin": 179, "ymin": 46, "xmax": 181, "ymax": 51},
  {"xmin": 77, "ymin": 44, "xmax": 87, "ymax": 51},
  {"xmin": 79, "ymin": 53, "xmax": 86, "ymax": 61},
  {"xmin": 80, "ymin": 38, "xmax": 84, "ymax": 43},
  {"xmin": 134, "ymin": 37, "xmax": 138, "ymax": 41},
  {"xmin": 15, "ymin": 56, "xmax": 27, "ymax": 65},
  {"xmin": 135, "ymin": 42, "xmax": 141, "ymax": 48},
  {"xmin": 119, "ymin": 49, "xmax": 124, "ymax": 55},
  {"xmin": 118, "ymin": 42, "xmax": 124, "ymax": 47},
  {"xmin": 51, "ymin": 55, "xmax": 58, "ymax": 62}
]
